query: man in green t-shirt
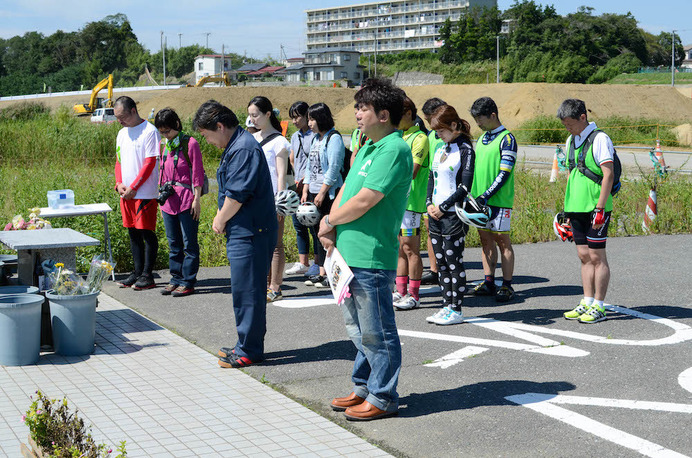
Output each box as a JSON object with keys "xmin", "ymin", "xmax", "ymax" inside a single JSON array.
[
  {"xmin": 558, "ymin": 99, "xmax": 615, "ymax": 324},
  {"xmin": 420, "ymin": 97, "xmax": 447, "ymax": 285},
  {"xmin": 318, "ymin": 79, "xmax": 412, "ymax": 421},
  {"xmin": 469, "ymin": 97, "xmax": 518, "ymax": 303},
  {"xmin": 349, "ymin": 103, "xmax": 369, "ymax": 169},
  {"xmin": 393, "ymin": 96, "xmax": 430, "ymax": 311}
]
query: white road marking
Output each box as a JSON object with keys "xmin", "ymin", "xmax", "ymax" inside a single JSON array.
[
  {"xmin": 424, "ymin": 346, "xmax": 488, "ymax": 368},
  {"xmin": 679, "ymin": 367, "xmax": 692, "ymax": 395},
  {"xmin": 506, "ymin": 392, "xmax": 691, "ymax": 458},
  {"xmin": 492, "ymin": 304, "xmax": 692, "ymax": 346},
  {"xmin": 271, "ymin": 296, "xmax": 334, "ymax": 308},
  {"xmin": 398, "ymin": 329, "xmax": 589, "ymax": 357}
]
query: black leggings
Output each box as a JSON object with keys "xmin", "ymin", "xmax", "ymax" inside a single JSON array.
[
  {"xmin": 429, "ymin": 232, "xmax": 466, "ymax": 311},
  {"xmin": 128, "ymin": 228, "xmax": 158, "ymax": 276}
]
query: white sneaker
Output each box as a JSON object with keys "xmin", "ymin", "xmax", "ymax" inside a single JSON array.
[
  {"xmin": 433, "ymin": 308, "xmax": 464, "ymax": 326},
  {"xmin": 426, "ymin": 307, "xmax": 450, "ymax": 323},
  {"xmin": 285, "ymin": 262, "xmax": 309, "ymax": 275},
  {"xmin": 392, "ymin": 291, "xmax": 403, "ymax": 302},
  {"xmin": 394, "ymin": 294, "xmax": 419, "ymax": 310}
]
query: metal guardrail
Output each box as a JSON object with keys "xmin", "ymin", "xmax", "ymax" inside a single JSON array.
[
  {"xmin": 0, "ymin": 85, "xmax": 184, "ymax": 102},
  {"xmin": 520, "ymin": 144, "xmax": 692, "ymax": 175}
]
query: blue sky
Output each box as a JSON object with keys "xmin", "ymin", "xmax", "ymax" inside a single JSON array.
[{"xmin": 0, "ymin": 0, "xmax": 689, "ymax": 60}]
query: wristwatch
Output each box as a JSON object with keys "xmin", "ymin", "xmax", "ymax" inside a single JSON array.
[{"xmin": 324, "ymin": 214, "xmax": 334, "ymax": 229}]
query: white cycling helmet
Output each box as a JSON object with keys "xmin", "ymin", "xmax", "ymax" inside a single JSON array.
[
  {"xmin": 275, "ymin": 190, "xmax": 300, "ymax": 216},
  {"xmin": 296, "ymin": 202, "xmax": 321, "ymax": 227},
  {"xmin": 553, "ymin": 212, "xmax": 573, "ymax": 242},
  {"xmin": 455, "ymin": 195, "xmax": 490, "ymax": 229}
]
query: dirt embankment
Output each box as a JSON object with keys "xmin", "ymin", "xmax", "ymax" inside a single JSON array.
[{"xmin": 3, "ymin": 83, "xmax": 691, "ymax": 142}]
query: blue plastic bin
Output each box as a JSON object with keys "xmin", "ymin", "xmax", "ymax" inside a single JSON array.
[
  {"xmin": 0, "ymin": 294, "xmax": 44, "ymax": 366},
  {"xmin": 0, "ymin": 285, "xmax": 39, "ymax": 296},
  {"xmin": 46, "ymin": 291, "xmax": 98, "ymax": 356}
]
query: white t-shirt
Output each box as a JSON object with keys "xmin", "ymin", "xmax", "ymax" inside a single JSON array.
[
  {"xmin": 568, "ymin": 122, "xmax": 614, "ymax": 165},
  {"xmin": 254, "ymin": 131, "xmax": 290, "ymax": 195},
  {"xmin": 116, "ymin": 120, "xmax": 161, "ymax": 199}
]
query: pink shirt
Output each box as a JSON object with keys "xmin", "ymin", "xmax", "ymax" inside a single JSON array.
[{"xmin": 159, "ymin": 135, "xmax": 205, "ymax": 215}]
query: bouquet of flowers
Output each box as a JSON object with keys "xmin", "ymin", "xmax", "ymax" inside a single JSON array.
[
  {"xmin": 45, "ymin": 256, "xmax": 115, "ymax": 295},
  {"xmin": 47, "ymin": 263, "xmax": 87, "ymax": 296},
  {"xmin": 4, "ymin": 207, "xmax": 52, "ymax": 231},
  {"xmin": 84, "ymin": 255, "xmax": 115, "ymax": 294}
]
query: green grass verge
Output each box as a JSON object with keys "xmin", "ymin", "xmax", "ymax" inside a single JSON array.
[
  {"xmin": 513, "ymin": 115, "xmax": 683, "ymax": 145},
  {"xmin": 606, "ymin": 72, "xmax": 692, "ymax": 85}
]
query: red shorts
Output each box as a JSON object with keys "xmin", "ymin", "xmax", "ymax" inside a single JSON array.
[{"xmin": 120, "ymin": 199, "xmax": 158, "ymax": 230}]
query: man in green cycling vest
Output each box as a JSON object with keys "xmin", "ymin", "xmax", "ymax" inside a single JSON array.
[
  {"xmin": 558, "ymin": 99, "xmax": 615, "ymax": 324},
  {"xmin": 469, "ymin": 97, "xmax": 518, "ymax": 302}
]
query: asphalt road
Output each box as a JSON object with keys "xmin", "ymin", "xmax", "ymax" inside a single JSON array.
[{"xmin": 103, "ymin": 234, "xmax": 692, "ymax": 457}]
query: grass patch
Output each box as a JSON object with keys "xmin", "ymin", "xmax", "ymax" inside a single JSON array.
[
  {"xmin": 513, "ymin": 115, "xmax": 682, "ymax": 146},
  {"xmin": 606, "ymin": 72, "xmax": 692, "ymax": 85}
]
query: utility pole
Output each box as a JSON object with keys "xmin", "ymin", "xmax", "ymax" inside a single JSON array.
[
  {"xmin": 374, "ymin": 26, "xmax": 378, "ymax": 78},
  {"xmin": 205, "ymin": 33, "xmax": 211, "ymax": 49},
  {"xmin": 178, "ymin": 33, "xmax": 182, "ymax": 48},
  {"xmin": 496, "ymin": 36, "xmax": 500, "ymax": 83},
  {"xmin": 671, "ymin": 30, "xmax": 676, "ymax": 87},
  {"xmin": 161, "ymin": 32, "xmax": 167, "ymax": 87}
]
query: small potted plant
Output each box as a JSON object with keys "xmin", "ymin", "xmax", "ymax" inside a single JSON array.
[
  {"xmin": 44, "ymin": 256, "xmax": 115, "ymax": 356},
  {"xmin": 21, "ymin": 390, "xmax": 126, "ymax": 458}
]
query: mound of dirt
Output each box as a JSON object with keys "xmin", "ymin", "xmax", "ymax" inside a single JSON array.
[
  {"xmin": 674, "ymin": 123, "xmax": 692, "ymax": 146},
  {"xmin": 3, "ymin": 83, "xmax": 691, "ymax": 136}
]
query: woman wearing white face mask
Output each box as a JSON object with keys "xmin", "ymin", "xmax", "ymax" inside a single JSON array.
[{"xmin": 247, "ymin": 96, "xmax": 291, "ymax": 302}]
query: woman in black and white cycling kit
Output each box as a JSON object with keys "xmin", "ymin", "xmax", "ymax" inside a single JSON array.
[{"xmin": 425, "ymin": 105, "xmax": 475, "ymax": 326}]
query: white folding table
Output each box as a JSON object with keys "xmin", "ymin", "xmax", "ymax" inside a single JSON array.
[{"xmin": 38, "ymin": 203, "xmax": 115, "ymax": 280}]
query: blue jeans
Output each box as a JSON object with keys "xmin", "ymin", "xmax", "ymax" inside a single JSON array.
[
  {"xmin": 226, "ymin": 230, "xmax": 276, "ymax": 362},
  {"xmin": 291, "ymin": 213, "xmax": 317, "ymax": 256},
  {"xmin": 341, "ymin": 267, "xmax": 401, "ymax": 412},
  {"xmin": 161, "ymin": 210, "xmax": 199, "ymax": 287}
]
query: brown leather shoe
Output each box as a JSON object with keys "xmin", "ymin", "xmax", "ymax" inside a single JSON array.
[
  {"xmin": 344, "ymin": 401, "xmax": 398, "ymax": 421},
  {"xmin": 330, "ymin": 392, "xmax": 365, "ymax": 412}
]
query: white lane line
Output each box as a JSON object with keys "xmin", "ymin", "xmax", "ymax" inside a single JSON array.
[
  {"xmin": 506, "ymin": 393, "xmax": 691, "ymax": 458},
  {"xmin": 424, "ymin": 346, "xmax": 488, "ymax": 368},
  {"xmin": 398, "ymin": 329, "xmax": 588, "ymax": 357},
  {"xmin": 520, "ymin": 393, "xmax": 692, "ymax": 414},
  {"xmin": 679, "ymin": 367, "xmax": 692, "ymax": 395},
  {"xmin": 492, "ymin": 305, "xmax": 692, "ymax": 346},
  {"xmin": 271, "ymin": 296, "xmax": 334, "ymax": 308}
]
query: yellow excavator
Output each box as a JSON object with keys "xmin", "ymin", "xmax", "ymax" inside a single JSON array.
[
  {"xmin": 73, "ymin": 74, "xmax": 114, "ymax": 115},
  {"xmin": 192, "ymin": 72, "xmax": 232, "ymax": 87}
]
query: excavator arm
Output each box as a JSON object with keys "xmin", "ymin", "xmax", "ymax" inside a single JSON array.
[{"xmin": 73, "ymin": 74, "xmax": 113, "ymax": 115}]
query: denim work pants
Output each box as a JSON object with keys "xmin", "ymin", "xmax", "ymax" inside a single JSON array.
[
  {"xmin": 161, "ymin": 210, "xmax": 200, "ymax": 287},
  {"xmin": 226, "ymin": 230, "xmax": 276, "ymax": 362},
  {"xmin": 341, "ymin": 267, "xmax": 401, "ymax": 412}
]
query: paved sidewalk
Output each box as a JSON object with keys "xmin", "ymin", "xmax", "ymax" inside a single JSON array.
[{"xmin": 0, "ymin": 294, "xmax": 390, "ymax": 457}]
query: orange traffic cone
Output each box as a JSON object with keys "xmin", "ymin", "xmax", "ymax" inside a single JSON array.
[
  {"xmin": 654, "ymin": 139, "xmax": 667, "ymax": 170},
  {"xmin": 642, "ymin": 188, "xmax": 657, "ymax": 232},
  {"xmin": 549, "ymin": 151, "xmax": 559, "ymax": 182}
]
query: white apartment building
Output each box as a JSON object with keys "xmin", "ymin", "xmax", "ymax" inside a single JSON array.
[{"xmin": 306, "ymin": 0, "xmax": 497, "ymax": 55}]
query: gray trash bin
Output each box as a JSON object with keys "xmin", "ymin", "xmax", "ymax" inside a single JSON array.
[
  {"xmin": 45, "ymin": 291, "xmax": 99, "ymax": 356},
  {"xmin": 0, "ymin": 285, "xmax": 39, "ymax": 296},
  {"xmin": 0, "ymin": 294, "xmax": 44, "ymax": 366}
]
